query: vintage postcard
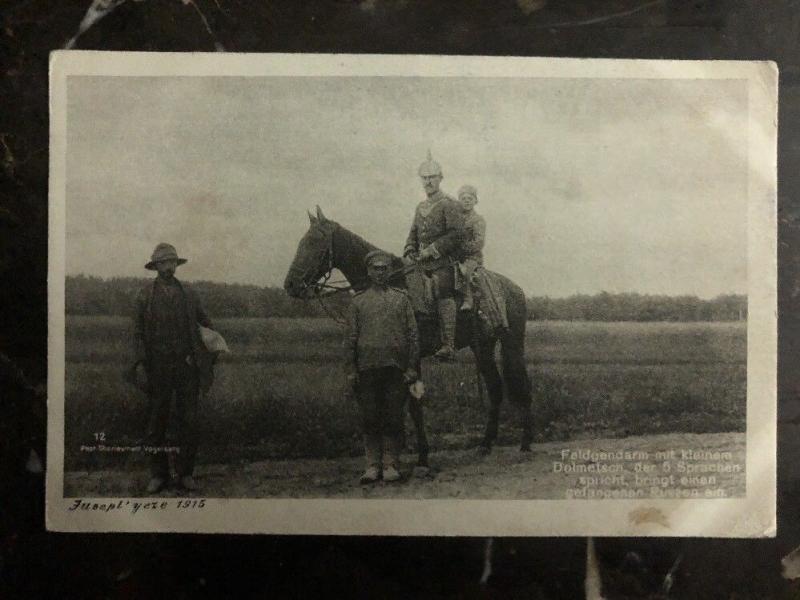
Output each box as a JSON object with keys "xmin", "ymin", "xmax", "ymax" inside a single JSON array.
[{"xmin": 47, "ymin": 52, "xmax": 777, "ymax": 536}]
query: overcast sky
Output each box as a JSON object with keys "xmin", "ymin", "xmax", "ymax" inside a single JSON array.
[{"xmin": 65, "ymin": 74, "xmax": 748, "ymax": 298}]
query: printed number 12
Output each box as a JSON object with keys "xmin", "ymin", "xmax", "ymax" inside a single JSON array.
[{"xmin": 93, "ymin": 432, "xmax": 106, "ymax": 441}]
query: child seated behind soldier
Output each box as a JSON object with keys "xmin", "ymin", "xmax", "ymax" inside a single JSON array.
[{"xmin": 456, "ymin": 185, "xmax": 485, "ymax": 311}]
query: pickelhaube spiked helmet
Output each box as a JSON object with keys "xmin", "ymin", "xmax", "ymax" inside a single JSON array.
[{"xmin": 417, "ymin": 149, "xmax": 443, "ymax": 177}]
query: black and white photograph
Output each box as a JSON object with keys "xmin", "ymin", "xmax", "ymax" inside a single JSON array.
[{"xmin": 47, "ymin": 52, "xmax": 776, "ymax": 536}]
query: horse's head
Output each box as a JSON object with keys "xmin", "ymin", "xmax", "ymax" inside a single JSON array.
[{"xmin": 284, "ymin": 206, "xmax": 338, "ymax": 299}]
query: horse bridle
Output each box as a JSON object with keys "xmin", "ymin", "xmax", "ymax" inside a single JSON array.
[
  {"xmin": 289, "ymin": 223, "xmax": 418, "ymax": 323},
  {"xmin": 286, "ymin": 224, "xmax": 353, "ymax": 323}
]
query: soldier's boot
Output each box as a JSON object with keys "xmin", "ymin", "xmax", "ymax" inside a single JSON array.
[
  {"xmin": 434, "ymin": 298, "xmax": 457, "ymax": 360},
  {"xmin": 382, "ymin": 435, "xmax": 403, "ymax": 483},
  {"xmin": 359, "ymin": 434, "xmax": 382, "ymax": 484},
  {"xmin": 460, "ymin": 285, "xmax": 474, "ymax": 312}
]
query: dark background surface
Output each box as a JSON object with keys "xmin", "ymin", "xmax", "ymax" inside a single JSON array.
[{"xmin": 1, "ymin": 1, "xmax": 799, "ymax": 597}]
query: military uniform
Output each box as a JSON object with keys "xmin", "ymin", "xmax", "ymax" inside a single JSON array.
[
  {"xmin": 345, "ymin": 251, "xmax": 419, "ymax": 482},
  {"xmin": 403, "ymin": 190, "xmax": 464, "ymax": 283},
  {"xmin": 132, "ymin": 244, "xmax": 214, "ymax": 491},
  {"xmin": 455, "ymin": 185, "xmax": 485, "ymax": 312},
  {"xmin": 405, "ymin": 152, "xmax": 465, "ymax": 359},
  {"xmin": 461, "ymin": 210, "xmax": 486, "ymax": 267},
  {"xmin": 459, "ymin": 210, "xmax": 486, "ymax": 312}
]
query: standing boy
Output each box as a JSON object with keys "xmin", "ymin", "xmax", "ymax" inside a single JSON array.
[{"xmin": 345, "ymin": 250, "xmax": 419, "ymax": 483}]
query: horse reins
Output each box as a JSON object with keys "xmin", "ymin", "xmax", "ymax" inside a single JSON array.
[{"xmin": 295, "ymin": 223, "xmax": 442, "ymax": 326}]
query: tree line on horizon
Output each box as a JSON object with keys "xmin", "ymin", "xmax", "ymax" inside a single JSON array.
[{"xmin": 65, "ymin": 274, "xmax": 747, "ymax": 322}]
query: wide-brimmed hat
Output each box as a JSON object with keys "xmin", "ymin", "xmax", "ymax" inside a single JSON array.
[
  {"xmin": 199, "ymin": 325, "xmax": 230, "ymax": 354},
  {"xmin": 145, "ymin": 243, "xmax": 188, "ymax": 270}
]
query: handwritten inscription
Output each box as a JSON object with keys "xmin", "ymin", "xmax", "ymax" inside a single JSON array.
[{"xmin": 67, "ymin": 498, "xmax": 206, "ymax": 514}]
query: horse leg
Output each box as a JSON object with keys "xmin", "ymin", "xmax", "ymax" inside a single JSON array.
[
  {"xmin": 501, "ymin": 331, "xmax": 533, "ymax": 452},
  {"xmin": 407, "ymin": 396, "xmax": 430, "ymax": 474},
  {"xmin": 473, "ymin": 343, "xmax": 503, "ymax": 454}
]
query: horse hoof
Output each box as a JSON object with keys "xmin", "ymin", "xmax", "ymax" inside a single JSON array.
[
  {"xmin": 413, "ymin": 465, "xmax": 431, "ymax": 478},
  {"xmin": 477, "ymin": 445, "xmax": 492, "ymax": 456},
  {"xmin": 520, "ymin": 444, "xmax": 532, "ymax": 453}
]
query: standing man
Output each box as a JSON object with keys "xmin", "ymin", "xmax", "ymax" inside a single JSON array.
[
  {"xmin": 345, "ymin": 250, "xmax": 419, "ymax": 484},
  {"xmin": 403, "ymin": 151, "xmax": 464, "ymax": 360},
  {"xmin": 456, "ymin": 184, "xmax": 486, "ymax": 312},
  {"xmin": 133, "ymin": 243, "xmax": 214, "ymax": 494}
]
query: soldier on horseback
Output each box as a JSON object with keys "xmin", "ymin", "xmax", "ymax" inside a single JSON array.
[
  {"xmin": 402, "ymin": 151, "xmax": 464, "ymax": 361},
  {"xmin": 285, "ymin": 201, "xmax": 535, "ymax": 457}
]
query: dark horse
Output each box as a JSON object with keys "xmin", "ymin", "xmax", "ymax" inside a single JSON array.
[{"xmin": 283, "ymin": 206, "xmax": 534, "ymax": 468}]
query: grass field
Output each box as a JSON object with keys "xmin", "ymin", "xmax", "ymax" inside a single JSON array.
[{"xmin": 63, "ymin": 316, "xmax": 746, "ymax": 470}]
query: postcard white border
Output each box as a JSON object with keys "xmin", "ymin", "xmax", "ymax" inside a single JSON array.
[{"xmin": 47, "ymin": 51, "xmax": 777, "ymax": 536}]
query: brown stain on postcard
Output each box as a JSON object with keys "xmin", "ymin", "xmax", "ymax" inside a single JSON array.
[{"xmin": 628, "ymin": 507, "xmax": 670, "ymax": 529}]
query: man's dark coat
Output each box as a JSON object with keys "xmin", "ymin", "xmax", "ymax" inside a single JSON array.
[{"xmin": 132, "ymin": 278, "xmax": 215, "ymax": 393}]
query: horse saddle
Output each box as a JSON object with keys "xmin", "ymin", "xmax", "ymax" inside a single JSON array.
[
  {"xmin": 405, "ymin": 263, "xmax": 508, "ymax": 333},
  {"xmin": 472, "ymin": 268, "xmax": 510, "ymax": 332}
]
